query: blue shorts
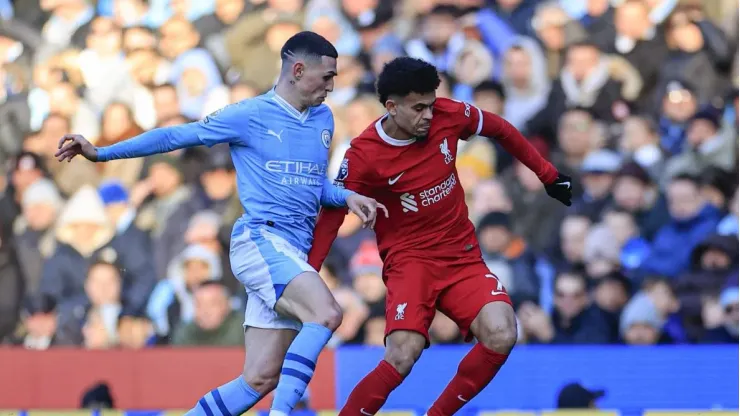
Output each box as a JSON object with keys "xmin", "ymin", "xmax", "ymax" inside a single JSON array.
[{"xmin": 229, "ymin": 221, "xmax": 313, "ymax": 331}]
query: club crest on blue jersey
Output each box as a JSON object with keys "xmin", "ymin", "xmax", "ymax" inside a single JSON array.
[{"xmin": 321, "ymin": 129, "xmax": 331, "ymax": 148}]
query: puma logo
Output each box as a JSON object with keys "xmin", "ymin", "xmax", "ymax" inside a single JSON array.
[{"xmin": 267, "ymin": 129, "xmax": 284, "ymax": 142}]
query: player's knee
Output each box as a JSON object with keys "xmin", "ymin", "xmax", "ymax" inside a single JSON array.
[
  {"xmin": 384, "ymin": 335, "xmax": 424, "ymax": 376},
  {"xmin": 314, "ymin": 300, "xmax": 343, "ymax": 331},
  {"xmin": 242, "ymin": 367, "xmax": 280, "ymax": 395},
  {"xmin": 242, "ymin": 361, "xmax": 282, "ymax": 395},
  {"xmin": 479, "ymin": 319, "xmax": 517, "ymax": 354}
]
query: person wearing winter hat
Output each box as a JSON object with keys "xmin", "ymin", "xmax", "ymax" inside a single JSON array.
[
  {"xmin": 620, "ymin": 291, "xmax": 673, "ymax": 345},
  {"xmin": 663, "ymin": 105, "xmax": 737, "ymax": 181}
]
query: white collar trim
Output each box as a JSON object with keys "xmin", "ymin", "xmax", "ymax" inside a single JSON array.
[
  {"xmin": 271, "ymin": 91, "xmax": 310, "ymax": 122},
  {"xmin": 375, "ymin": 114, "xmax": 416, "ymax": 147}
]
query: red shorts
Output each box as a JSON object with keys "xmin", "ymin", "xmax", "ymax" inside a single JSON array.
[{"xmin": 382, "ymin": 255, "xmax": 512, "ymax": 345}]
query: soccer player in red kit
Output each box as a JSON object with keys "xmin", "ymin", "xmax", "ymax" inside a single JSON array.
[{"xmin": 308, "ymin": 57, "xmax": 573, "ymax": 415}]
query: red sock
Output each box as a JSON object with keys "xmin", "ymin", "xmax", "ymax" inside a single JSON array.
[
  {"xmin": 338, "ymin": 360, "xmax": 404, "ymax": 416},
  {"xmin": 427, "ymin": 344, "xmax": 508, "ymax": 416}
]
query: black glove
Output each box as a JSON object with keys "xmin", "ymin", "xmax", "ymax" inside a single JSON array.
[{"xmin": 544, "ymin": 173, "xmax": 573, "ymax": 206}]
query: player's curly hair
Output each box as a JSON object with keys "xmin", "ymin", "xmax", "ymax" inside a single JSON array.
[{"xmin": 376, "ymin": 57, "xmax": 441, "ymax": 104}]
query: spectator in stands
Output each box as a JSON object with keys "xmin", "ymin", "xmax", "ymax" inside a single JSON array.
[
  {"xmin": 117, "ymin": 315, "xmax": 157, "ymax": 349},
  {"xmin": 183, "ymin": 210, "xmax": 237, "ymax": 291},
  {"xmin": 405, "ymin": 5, "xmax": 465, "ymax": 74},
  {"xmin": 699, "ymin": 167, "xmax": 736, "ymax": 211},
  {"xmin": 637, "ymin": 173, "xmax": 723, "ymax": 280},
  {"xmin": 502, "ymin": 143, "xmax": 566, "ymax": 252},
  {"xmin": 500, "ymin": 36, "xmax": 551, "ymax": 130},
  {"xmin": 642, "ymin": 277, "xmax": 684, "ymax": 342},
  {"xmin": 40, "ymin": 185, "xmax": 156, "ymax": 317},
  {"xmin": 13, "ymin": 178, "xmax": 62, "ymax": 297},
  {"xmin": 519, "ymin": 272, "xmax": 615, "ymax": 344},
  {"xmin": 429, "ymin": 310, "xmax": 462, "ymax": 345},
  {"xmin": 194, "ymin": 0, "xmax": 247, "ymax": 72},
  {"xmin": 134, "ymin": 155, "xmax": 196, "ymax": 279},
  {"xmin": 553, "ymin": 212, "xmax": 592, "ymax": 273},
  {"xmin": 47, "ymin": 81, "xmax": 99, "ymax": 144},
  {"xmin": 608, "ymin": 0, "xmax": 669, "ymax": 109},
  {"xmin": 8, "ymin": 295, "xmax": 57, "ymax": 349},
  {"xmin": 477, "ymin": 211, "xmax": 540, "ymax": 303},
  {"xmin": 593, "ymin": 271, "xmax": 632, "ymax": 337},
  {"xmin": 350, "ymin": 241, "xmax": 386, "ymax": 311},
  {"xmin": 470, "ymin": 178, "xmax": 513, "ymax": 224},
  {"xmin": 9, "ymin": 152, "xmax": 47, "ymax": 205},
  {"xmin": 575, "ymin": 149, "xmax": 621, "ymax": 221},
  {"xmin": 319, "ymin": 258, "xmax": 368, "ymax": 347},
  {"xmin": 658, "ymin": 6, "xmax": 733, "ymax": 106},
  {"xmin": 225, "ymin": 7, "xmax": 302, "ymax": 91},
  {"xmin": 82, "ymin": 306, "xmax": 119, "ymax": 349},
  {"xmin": 147, "ymin": 244, "xmax": 223, "ymax": 339},
  {"xmin": 99, "ymin": 181, "xmax": 151, "ymax": 251},
  {"xmin": 675, "ymin": 233, "xmax": 738, "ymax": 341},
  {"xmin": 665, "ymin": 107, "xmax": 737, "ymax": 181},
  {"xmin": 717, "ymin": 187, "xmax": 738, "ymax": 236},
  {"xmin": 658, "ymin": 79, "xmax": 699, "ymax": 154},
  {"xmin": 528, "ymin": 40, "xmax": 636, "ymax": 140},
  {"xmin": 582, "ymin": 224, "xmax": 621, "ymax": 280},
  {"xmin": 192, "ymin": 151, "xmax": 237, "ymax": 216},
  {"xmin": 363, "ymin": 302, "xmax": 386, "ymax": 347},
  {"xmin": 620, "ymin": 291, "xmax": 669, "ymax": 345},
  {"xmin": 550, "ymin": 108, "xmax": 596, "ymax": 186},
  {"xmin": 702, "ymin": 286, "xmax": 739, "ymax": 343},
  {"xmin": 611, "ymin": 161, "xmax": 669, "ymax": 241},
  {"xmin": 96, "ymin": 103, "xmax": 145, "ymax": 188},
  {"xmin": 617, "ymin": 116, "xmax": 665, "ymax": 178},
  {"xmin": 0, "ymin": 223, "xmax": 22, "ymax": 342},
  {"xmin": 557, "ymin": 382, "xmax": 605, "ymax": 409},
  {"xmin": 78, "ymin": 17, "xmax": 135, "ymax": 114},
  {"xmin": 151, "ymin": 84, "xmax": 181, "ymax": 125},
  {"xmin": 531, "ymin": 2, "xmax": 586, "ymax": 79},
  {"xmin": 172, "ymin": 281, "xmax": 243, "ymax": 346}
]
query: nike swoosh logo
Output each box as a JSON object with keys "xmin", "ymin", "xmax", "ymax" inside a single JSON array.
[
  {"xmin": 389, "ymin": 172, "xmax": 404, "ymax": 185},
  {"xmin": 360, "ymin": 409, "xmax": 373, "ymax": 416},
  {"xmin": 491, "ymin": 290, "xmax": 506, "ymax": 296},
  {"xmin": 457, "ymin": 395, "xmax": 469, "ymax": 402},
  {"xmin": 558, "ymin": 181, "xmax": 571, "ymax": 188}
]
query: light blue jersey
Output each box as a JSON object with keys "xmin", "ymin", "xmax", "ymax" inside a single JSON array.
[{"xmin": 97, "ymin": 90, "xmax": 353, "ymax": 254}]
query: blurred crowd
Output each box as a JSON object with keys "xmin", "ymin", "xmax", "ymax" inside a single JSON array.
[{"xmin": 0, "ymin": 0, "xmax": 738, "ymax": 351}]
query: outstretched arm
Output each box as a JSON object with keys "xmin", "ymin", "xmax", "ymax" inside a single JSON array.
[
  {"xmin": 97, "ymin": 124, "xmax": 203, "ymax": 161},
  {"xmin": 56, "ymin": 102, "xmax": 252, "ymax": 163},
  {"xmin": 474, "ymin": 108, "xmax": 558, "ymax": 184},
  {"xmin": 456, "ymin": 99, "xmax": 572, "ymax": 205}
]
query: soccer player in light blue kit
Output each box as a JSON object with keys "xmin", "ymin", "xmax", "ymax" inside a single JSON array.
[{"xmin": 55, "ymin": 32, "xmax": 385, "ymax": 416}]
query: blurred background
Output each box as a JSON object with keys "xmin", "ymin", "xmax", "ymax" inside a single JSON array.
[{"xmin": 0, "ymin": 0, "xmax": 737, "ymax": 414}]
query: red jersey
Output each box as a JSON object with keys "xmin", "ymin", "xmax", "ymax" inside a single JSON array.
[{"xmin": 308, "ymin": 98, "xmax": 557, "ymax": 269}]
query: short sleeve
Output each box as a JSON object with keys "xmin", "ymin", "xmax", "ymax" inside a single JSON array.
[
  {"xmin": 195, "ymin": 100, "xmax": 256, "ymax": 147},
  {"xmin": 332, "ymin": 147, "xmax": 373, "ymax": 194},
  {"xmin": 454, "ymin": 99, "xmax": 484, "ymax": 139}
]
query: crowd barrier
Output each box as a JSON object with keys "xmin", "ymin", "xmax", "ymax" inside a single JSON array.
[{"xmin": 0, "ymin": 346, "xmax": 736, "ymax": 413}]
